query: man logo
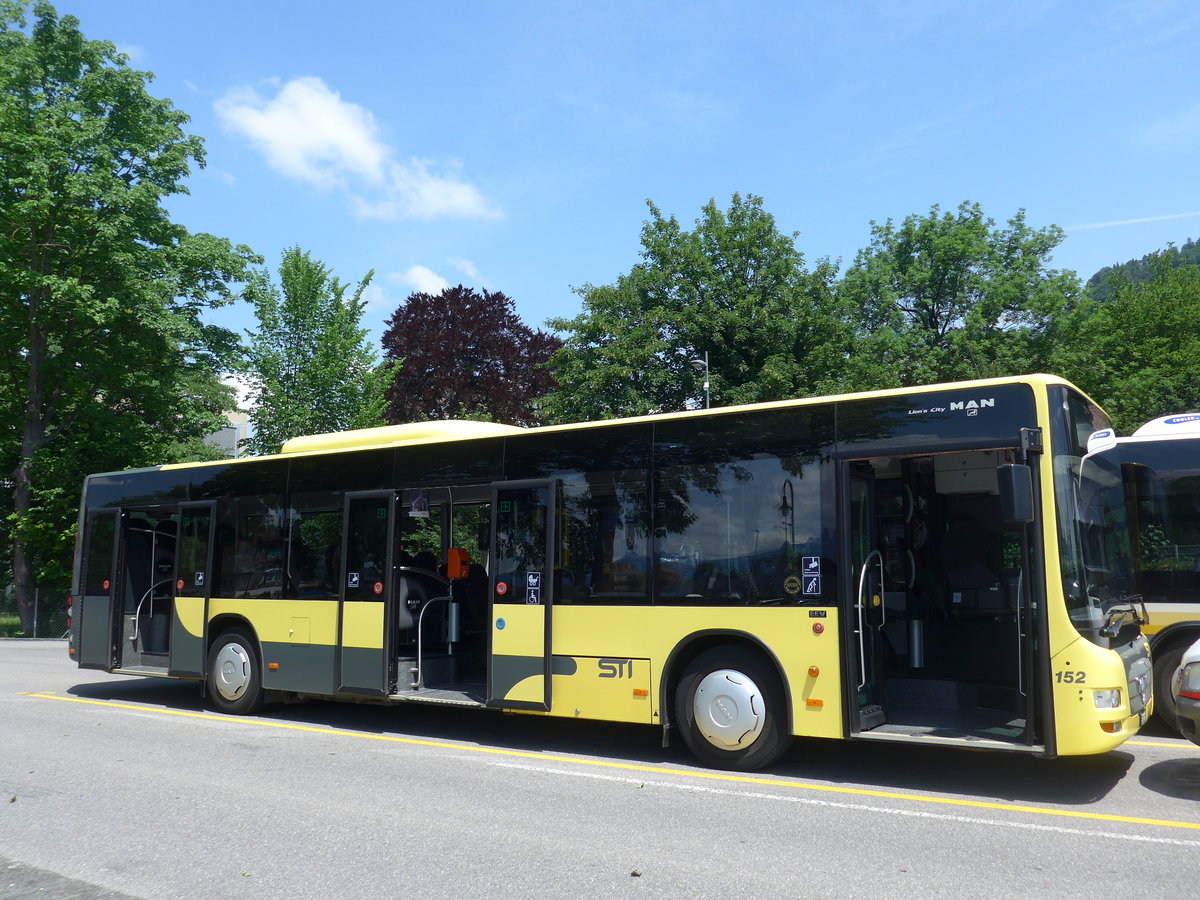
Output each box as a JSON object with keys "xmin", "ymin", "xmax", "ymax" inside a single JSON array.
[{"xmin": 950, "ymin": 398, "xmax": 995, "ymax": 411}]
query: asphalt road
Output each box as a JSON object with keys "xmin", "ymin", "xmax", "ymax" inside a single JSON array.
[{"xmin": 2, "ymin": 640, "xmax": 1199, "ymax": 899}]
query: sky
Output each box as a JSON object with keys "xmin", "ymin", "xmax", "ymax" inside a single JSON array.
[{"xmin": 63, "ymin": 0, "xmax": 1200, "ymax": 348}]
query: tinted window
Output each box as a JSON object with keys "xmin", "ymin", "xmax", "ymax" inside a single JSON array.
[
  {"xmin": 218, "ymin": 494, "xmax": 286, "ymax": 599},
  {"xmin": 836, "ymin": 383, "xmax": 1037, "ymax": 457},
  {"xmin": 83, "ymin": 511, "xmax": 117, "ymax": 594},
  {"xmin": 654, "ymin": 407, "xmax": 832, "ymax": 605},
  {"xmin": 287, "ymin": 491, "xmax": 342, "ymax": 600}
]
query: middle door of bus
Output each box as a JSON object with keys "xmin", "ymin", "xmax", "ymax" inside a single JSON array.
[
  {"xmin": 487, "ymin": 479, "xmax": 557, "ymax": 711},
  {"xmin": 338, "ymin": 491, "xmax": 396, "ymax": 695}
]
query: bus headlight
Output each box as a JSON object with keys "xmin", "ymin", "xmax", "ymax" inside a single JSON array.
[{"xmin": 1093, "ymin": 689, "xmax": 1122, "ymax": 709}]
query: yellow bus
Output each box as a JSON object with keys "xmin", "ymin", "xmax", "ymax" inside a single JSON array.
[
  {"xmin": 68, "ymin": 374, "xmax": 1152, "ymax": 770},
  {"xmin": 1103, "ymin": 413, "xmax": 1200, "ymax": 731}
]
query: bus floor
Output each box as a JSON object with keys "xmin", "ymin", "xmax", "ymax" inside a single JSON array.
[
  {"xmin": 871, "ymin": 674, "xmax": 1029, "ymax": 744},
  {"xmin": 391, "ymin": 648, "xmax": 487, "ymax": 706}
]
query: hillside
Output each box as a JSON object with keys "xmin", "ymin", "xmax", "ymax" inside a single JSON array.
[{"xmin": 1086, "ymin": 238, "xmax": 1200, "ymax": 301}]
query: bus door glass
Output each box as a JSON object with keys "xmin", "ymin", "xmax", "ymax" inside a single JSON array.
[
  {"xmin": 117, "ymin": 507, "xmax": 178, "ymax": 670},
  {"xmin": 170, "ymin": 502, "xmax": 214, "ymax": 678},
  {"xmin": 339, "ymin": 491, "xmax": 395, "ymax": 695},
  {"xmin": 488, "ymin": 479, "xmax": 557, "ymax": 711},
  {"xmin": 847, "ymin": 463, "xmax": 887, "ymax": 730},
  {"xmin": 78, "ymin": 509, "xmax": 119, "ymax": 669}
]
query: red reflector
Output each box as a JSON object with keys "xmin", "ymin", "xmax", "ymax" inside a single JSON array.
[
  {"xmin": 66, "ymin": 617, "xmax": 72, "ymax": 629},
  {"xmin": 67, "ymin": 595, "xmax": 74, "ymax": 608},
  {"xmin": 1182, "ymin": 692, "xmax": 1200, "ymax": 701}
]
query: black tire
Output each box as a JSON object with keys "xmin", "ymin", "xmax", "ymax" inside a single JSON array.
[
  {"xmin": 207, "ymin": 628, "xmax": 265, "ymax": 715},
  {"xmin": 674, "ymin": 646, "xmax": 790, "ymax": 771},
  {"xmin": 1153, "ymin": 642, "xmax": 1187, "ymax": 734}
]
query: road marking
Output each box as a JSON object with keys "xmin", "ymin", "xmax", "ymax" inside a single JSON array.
[
  {"xmin": 1127, "ymin": 738, "xmax": 1197, "ymax": 749},
  {"xmin": 485, "ymin": 761, "xmax": 1200, "ymax": 848},
  {"xmin": 23, "ymin": 691, "xmax": 1200, "ymax": 835}
]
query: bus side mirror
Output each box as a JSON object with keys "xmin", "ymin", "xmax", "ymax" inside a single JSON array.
[{"xmin": 998, "ymin": 464, "xmax": 1034, "ymax": 524}]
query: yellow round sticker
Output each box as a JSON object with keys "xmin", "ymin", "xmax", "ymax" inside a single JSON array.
[{"xmin": 784, "ymin": 575, "xmax": 802, "ymax": 595}]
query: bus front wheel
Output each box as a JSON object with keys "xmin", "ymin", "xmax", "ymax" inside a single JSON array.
[
  {"xmin": 675, "ymin": 646, "xmax": 790, "ymax": 770},
  {"xmin": 207, "ymin": 628, "xmax": 265, "ymax": 715}
]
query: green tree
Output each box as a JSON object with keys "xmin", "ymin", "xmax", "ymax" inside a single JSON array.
[
  {"xmin": 242, "ymin": 248, "xmax": 393, "ymax": 455},
  {"xmin": 1054, "ymin": 252, "xmax": 1200, "ymax": 433},
  {"xmin": 838, "ymin": 201, "xmax": 1079, "ymax": 388},
  {"xmin": 0, "ymin": 2, "xmax": 256, "ymax": 632},
  {"xmin": 541, "ymin": 194, "xmax": 848, "ymax": 422}
]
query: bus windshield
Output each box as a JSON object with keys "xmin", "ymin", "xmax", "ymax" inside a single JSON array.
[{"xmin": 1051, "ymin": 387, "xmax": 1141, "ymax": 644}]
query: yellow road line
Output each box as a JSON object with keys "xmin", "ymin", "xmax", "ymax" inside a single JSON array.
[
  {"xmin": 23, "ymin": 691, "xmax": 1200, "ymax": 833},
  {"xmin": 1127, "ymin": 739, "xmax": 1197, "ymax": 749}
]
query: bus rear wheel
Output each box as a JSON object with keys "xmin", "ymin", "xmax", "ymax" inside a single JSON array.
[
  {"xmin": 207, "ymin": 628, "xmax": 265, "ymax": 715},
  {"xmin": 675, "ymin": 646, "xmax": 790, "ymax": 770}
]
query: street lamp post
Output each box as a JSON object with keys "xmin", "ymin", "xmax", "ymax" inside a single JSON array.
[{"xmin": 690, "ymin": 351, "xmax": 710, "ymax": 409}]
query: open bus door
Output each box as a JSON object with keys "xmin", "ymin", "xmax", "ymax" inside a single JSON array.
[
  {"xmin": 169, "ymin": 502, "xmax": 214, "ymax": 678},
  {"xmin": 78, "ymin": 509, "xmax": 119, "ymax": 670},
  {"xmin": 487, "ymin": 479, "xmax": 557, "ymax": 711},
  {"xmin": 842, "ymin": 450, "xmax": 1040, "ymax": 750},
  {"xmin": 338, "ymin": 491, "xmax": 396, "ymax": 695},
  {"xmin": 847, "ymin": 464, "xmax": 887, "ymax": 731}
]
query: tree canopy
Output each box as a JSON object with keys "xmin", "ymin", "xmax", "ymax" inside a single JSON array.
[
  {"xmin": 539, "ymin": 194, "xmax": 849, "ymax": 422},
  {"xmin": 0, "ymin": 1, "xmax": 256, "ymax": 630},
  {"xmin": 1055, "ymin": 252, "xmax": 1200, "ymax": 433},
  {"xmin": 837, "ymin": 201, "xmax": 1080, "ymax": 389},
  {"xmin": 381, "ymin": 285, "xmax": 560, "ymax": 426},
  {"xmin": 242, "ymin": 247, "xmax": 391, "ymax": 455}
]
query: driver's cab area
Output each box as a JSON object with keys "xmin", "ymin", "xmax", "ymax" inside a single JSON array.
[{"xmin": 390, "ymin": 486, "xmax": 492, "ymax": 703}]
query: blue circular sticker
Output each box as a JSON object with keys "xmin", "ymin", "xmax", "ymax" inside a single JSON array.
[{"xmin": 496, "ymin": 618, "xmax": 506, "ymax": 630}]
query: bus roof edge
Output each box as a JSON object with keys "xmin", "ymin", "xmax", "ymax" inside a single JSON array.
[{"xmin": 280, "ymin": 420, "xmax": 525, "ymax": 454}]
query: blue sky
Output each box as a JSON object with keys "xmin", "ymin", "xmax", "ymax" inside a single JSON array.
[{"xmin": 68, "ymin": 0, "xmax": 1200, "ymax": 347}]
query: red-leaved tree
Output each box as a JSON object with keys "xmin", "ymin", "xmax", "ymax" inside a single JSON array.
[{"xmin": 381, "ymin": 286, "xmax": 561, "ymax": 426}]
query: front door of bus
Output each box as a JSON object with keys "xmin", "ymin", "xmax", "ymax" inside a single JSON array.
[
  {"xmin": 169, "ymin": 502, "xmax": 214, "ymax": 678},
  {"xmin": 339, "ymin": 491, "xmax": 395, "ymax": 695},
  {"xmin": 844, "ymin": 452, "xmax": 1036, "ymax": 746},
  {"xmin": 848, "ymin": 466, "xmax": 887, "ymax": 731},
  {"xmin": 487, "ymin": 479, "xmax": 556, "ymax": 711}
]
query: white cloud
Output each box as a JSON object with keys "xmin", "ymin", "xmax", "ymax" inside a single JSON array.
[
  {"xmin": 221, "ymin": 373, "xmax": 254, "ymax": 410},
  {"xmin": 389, "ymin": 265, "xmax": 451, "ymax": 295},
  {"xmin": 1066, "ymin": 210, "xmax": 1200, "ymax": 231},
  {"xmin": 215, "ymin": 76, "xmax": 501, "ymax": 220},
  {"xmin": 1136, "ymin": 105, "xmax": 1200, "ymax": 152},
  {"xmin": 215, "ymin": 77, "xmax": 388, "ymax": 189},
  {"xmin": 115, "ymin": 43, "xmax": 147, "ymax": 65},
  {"xmin": 448, "ymin": 258, "xmax": 484, "ymax": 281},
  {"xmin": 359, "ymin": 283, "xmax": 391, "ymax": 314}
]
